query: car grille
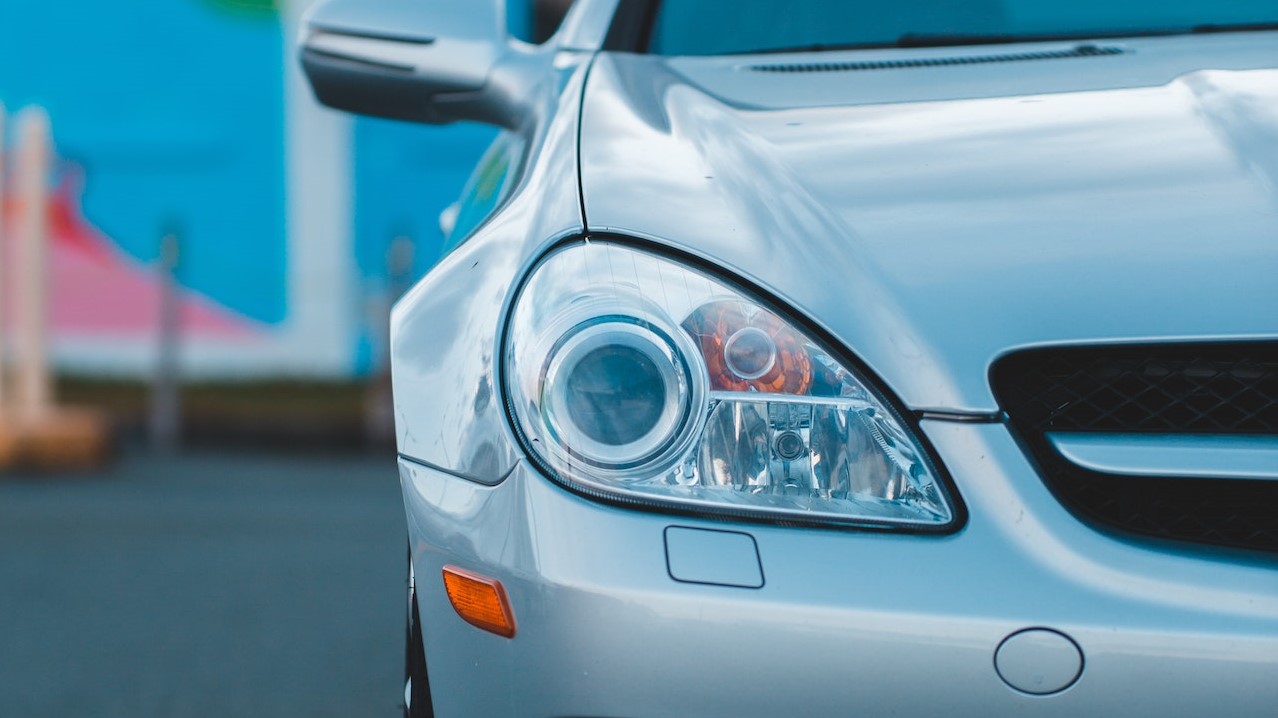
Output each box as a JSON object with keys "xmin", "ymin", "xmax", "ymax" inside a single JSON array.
[{"xmin": 990, "ymin": 342, "xmax": 1278, "ymax": 554}]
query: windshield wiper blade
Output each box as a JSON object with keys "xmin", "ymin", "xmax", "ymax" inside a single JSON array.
[
  {"xmin": 894, "ymin": 33, "xmax": 1026, "ymax": 48},
  {"xmin": 897, "ymin": 24, "xmax": 1278, "ymax": 48},
  {"xmin": 744, "ymin": 41, "xmax": 883, "ymax": 55},
  {"xmin": 737, "ymin": 22, "xmax": 1277, "ymax": 56},
  {"xmin": 740, "ymin": 34, "xmax": 1071, "ymax": 54},
  {"xmin": 1191, "ymin": 21, "xmax": 1278, "ymax": 34},
  {"xmin": 891, "ymin": 31, "xmax": 1152, "ymax": 48}
]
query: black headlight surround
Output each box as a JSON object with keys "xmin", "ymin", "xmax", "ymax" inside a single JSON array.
[{"xmin": 499, "ymin": 233, "xmax": 968, "ymax": 535}]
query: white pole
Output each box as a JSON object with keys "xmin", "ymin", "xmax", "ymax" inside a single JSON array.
[
  {"xmin": 15, "ymin": 107, "xmax": 51, "ymax": 422},
  {"xmin": 283, "ymin": 0, "xmax": 355, "ymax": 376},
  {"xmin": 0, "ymin": 102, "xmax": 7, "ymax": 411}
]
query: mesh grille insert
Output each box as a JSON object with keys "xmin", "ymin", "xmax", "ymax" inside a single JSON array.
[{"xmin": 991, "ymin": 342, "xmax": 1278, "ymax": 554}]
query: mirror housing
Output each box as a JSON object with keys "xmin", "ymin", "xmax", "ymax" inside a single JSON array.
[{"xmin": 300, "ymin": 0, "xmax": 543, "ymax": 128}]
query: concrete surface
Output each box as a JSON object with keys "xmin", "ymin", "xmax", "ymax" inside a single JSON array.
[{"xmin": 0, "ymin": 451, "xmax": 406, "ymax": 717}]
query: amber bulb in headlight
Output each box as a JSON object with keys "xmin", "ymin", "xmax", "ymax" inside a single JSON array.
[
  {"xmin": 682, "ymin": 301, "xmax": 812, "ymax": 394},
  {"xmin": 505, "ymin": 241, "xmax": 957, "ymax": 529}
]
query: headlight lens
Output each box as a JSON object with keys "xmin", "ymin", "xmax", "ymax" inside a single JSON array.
[
  {"xmin": 543, "ymin": 318, "xmax": 700, "ymax": 469},
  {"xmin": 505, "ymin": 241, "xmax": 956, "ymax": 529}
]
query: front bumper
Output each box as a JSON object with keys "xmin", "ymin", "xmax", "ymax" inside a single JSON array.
[{"xmin": 400, "ymin": 420, "xmax": 1278, "ymax": 717}]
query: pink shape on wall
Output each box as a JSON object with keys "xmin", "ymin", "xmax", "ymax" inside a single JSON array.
[{"xmin": 3, "ymin": 169, "xmax": 266, "ymax": 342}]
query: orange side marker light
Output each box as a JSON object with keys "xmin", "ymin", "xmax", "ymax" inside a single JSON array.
[{"xmin": 442, "ymin": 565, "xmax": 517, "ymax": 638}]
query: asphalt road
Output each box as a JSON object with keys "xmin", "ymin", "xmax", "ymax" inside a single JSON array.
[{"xmin": 0, "ymin": 451, "xmax": 407, "ymax": 718}]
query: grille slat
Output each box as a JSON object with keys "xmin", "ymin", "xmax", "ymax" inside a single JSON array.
[{"xmin": 991, "ymin": 342, "xmax": 1278, "ymax": 554}]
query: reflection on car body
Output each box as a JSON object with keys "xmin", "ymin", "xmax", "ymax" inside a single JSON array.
[{"xmin": 300, "ymin": 0, "xmax": 1278, "ymax": 715}]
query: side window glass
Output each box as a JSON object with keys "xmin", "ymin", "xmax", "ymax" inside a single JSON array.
[{"xmin": 445, "ymin": 131, "xmax": 528, "ymax": 252}]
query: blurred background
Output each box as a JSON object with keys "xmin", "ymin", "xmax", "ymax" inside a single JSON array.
[
  {"xmin": 0, "ymin": 1, "xmax": 572, "ymax": 715},
  {"xmin": 0, "ymin": 0, "xmax": 570, "ymax": 449}
]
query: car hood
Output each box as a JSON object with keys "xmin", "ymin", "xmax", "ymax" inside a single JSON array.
[{"xmin": 578, "ymin": 33, "xmax": 1278, "ymax": 412}]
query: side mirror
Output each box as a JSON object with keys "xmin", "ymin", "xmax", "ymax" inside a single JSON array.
[{"xmin": 300, "ymin": 0, "xmax": 543, "ymax": 128}]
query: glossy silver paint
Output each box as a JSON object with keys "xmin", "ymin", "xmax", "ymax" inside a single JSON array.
[
  {"xmin": 579, "ymin": 32, "xmax": 1278, "ymax": 412},
  {"xmin": 556, "ymin": 0, "xmax": 620, "ymax": 51},
  {"xmin": 359, "ymin": 1, "xmax": 1278, "ymax": 715},
  {"xmin": 389, "ymin": 50, "xmax": 589, "ymax": 480},
  {"xmin": 1049, "ymin": 433, "xmax": 1278, "ymax": 480},
  {"xmin": 400, "ymin": 417, "xmax": 1278, "ymax": 715}
]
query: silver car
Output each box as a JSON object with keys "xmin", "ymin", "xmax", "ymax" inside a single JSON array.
[{"xmin": 299, "ymin": 1, "xmax": 1278, "ymax": 715}]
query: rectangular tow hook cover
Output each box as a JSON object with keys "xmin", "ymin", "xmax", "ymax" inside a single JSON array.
[{"xmin": 664, "ymin": 526, "xmax": 764, "ymax": 589}]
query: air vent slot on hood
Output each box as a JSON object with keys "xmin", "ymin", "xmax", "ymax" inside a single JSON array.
[{"xmin": 748, "ymin": 44, "xmax": 1124, "ymax": 73}]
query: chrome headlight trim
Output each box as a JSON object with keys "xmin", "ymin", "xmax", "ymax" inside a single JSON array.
[{"xmin": 540, "ymin": 315, "xmax": 708, "ymax": 473}]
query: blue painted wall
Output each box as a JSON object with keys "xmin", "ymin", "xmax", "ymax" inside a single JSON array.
[
  {"xmin": 0, "ymin": 0, "xmax": 527, "ymax": 375},
  {"xmin": 352, "ymin": 120, "xmax": 497, "ymax": 284},
  {"xmin": 0, "ymin": 0, "xmax": 288, "ymax": 324}
]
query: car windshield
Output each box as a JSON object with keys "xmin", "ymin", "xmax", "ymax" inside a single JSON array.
[{"xmin": 646, "ymin": 0, "xmax": 1278, "ymax": 55}]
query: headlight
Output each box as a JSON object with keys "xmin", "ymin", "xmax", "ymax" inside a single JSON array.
[{"xmin": 504, "ymin": 241, "xmax": 958, "ymax": 529}]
